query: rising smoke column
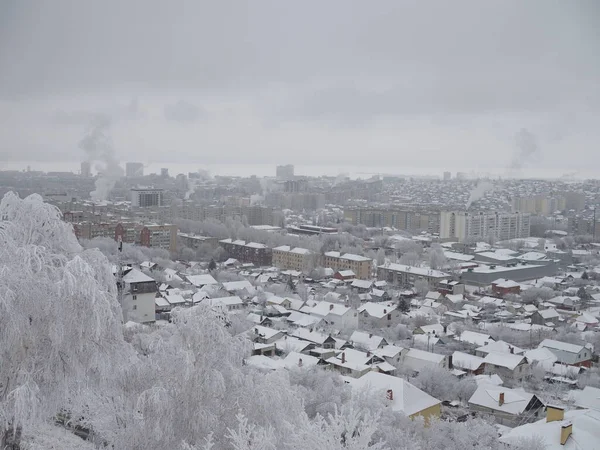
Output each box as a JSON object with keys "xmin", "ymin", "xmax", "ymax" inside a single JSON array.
[
  {"xmin": 510, "ymin": 128, "xmax": 539, "ymax": 171},
  {"xmin": 465, "ymin": 181, "xmax": 494, "ymax": 209},
  {"xmin": 79, "ymin": 115, "xmax": 124, "ymax": 202}
]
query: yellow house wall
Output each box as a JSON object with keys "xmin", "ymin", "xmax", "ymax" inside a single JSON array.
[{"xmin": 409, "ymin": 403, "xmax": 441, "ymax": 424}]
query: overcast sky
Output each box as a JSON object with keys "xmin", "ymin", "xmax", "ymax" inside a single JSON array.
[{"xmin": 0, "ymin": 0, "xmax": 599, "ymax": 175}]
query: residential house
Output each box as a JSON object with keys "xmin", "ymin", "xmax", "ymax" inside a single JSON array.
[
  {"xmin": 372, "ymin": 345, "xmax": 407, "ymax": 369},
  {"xmin": 351, "ymin": 279, "xmax": 373, "ymax": 293},
  {"xmin": 531, "ymin": 308, "xmax": 561, "ymax": 326},
  {"xmin": 452, "ymin": 351, "xmax": 485, "ymax": 375},
  {"xmin": 538, "ymin": 339, "xmax": 593, "ymax": 367},
  {"xmin": 456, "ymin": 330, "xmax": 494, "ymax": 347},
  {"xmin": 483, "ymin": 352, "xmax": 529, "ymax": 381},
  {"xmin": 200, "ymin": 296, "xmax": 244, "ymax": 312},
  {"xmin": 334, "ymin": 270, "xmax": 356, "ymax": 281},
  {"xmin": 475, "ymin": 340, "xmax": 524, "ymax": 358},
  {"xmin": 491, "ymin": 278, "xmax": 521, "ymax": 296},
  {"xmin": 325, "ymin": 348, "xmax": 373, "ymax": 378},
  {"xmin": 468, "ymin": 386, "xmax": 545, "ymax": 426},
  {"xmin": 349, "ymin": 331, "xmax": 387, "ymax": 351},
  {"xmin": 349, "ymin": 372, "xmax": 442, "ymax": 421},
  {"xmin": 500, "ymin": 406, "xmax": 600, "ymax": 449},
  {"xmin": 309, "ymin": 301, "xmax": 358, "ymax": 330},
  {"xmin": 185, "ymin": 273, "xmax": 218, "ymax": 288},
  {"xmin": 120, "ymin": 268, "xmax": 157, "ymax": 324},
  {"xmin": 248, "ymin": 326, "xmax": 285, "ymax": 345},
  {"xmin": 403, "ymin": 348, "xmax": 448, "ymax": 374},
  {"xmin": 547, "ymin": 295, "xmax": 580, "ymax": 311},
  {"xmin": 358, "ymin": 302, "xmax": 401, "ymax": 328},
  {"xmin": 291, "ymin": 328, "xmax": 337, "ymax": 349}
]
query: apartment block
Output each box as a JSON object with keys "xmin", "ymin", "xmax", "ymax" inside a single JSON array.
[
  {"xmin": 219, "ymin": 239, "xmax": 272, "ymax": 266},
  {"xmin": 344, "ymin": 207, "xmax": 441, "ymax": 234},
  {"xmin": 322, "ymin": 251, "xmax": 372, "ymax": 279},
  {"xmin": 272, "ymin": 246, "xmax": 315, "ymax": 273},
  {"xmin": 440, "ymin": 211, "xmax": 530, "ymax": 243},
  {"xmin": 377, "ymin": 263, "xmax": 450, "ymax": 287}
]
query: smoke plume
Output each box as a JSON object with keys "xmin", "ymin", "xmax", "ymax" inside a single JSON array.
[
  {"xmin": 79, "ymin": 115, "xmax": 124, "ymax": 202},
  {"xmin": 509, "ymin": 128, "xmax": 539, "ymax": 171},
  {"xmin": 465, "ymin": 181, "xmax": 493, "ymax": 209}
]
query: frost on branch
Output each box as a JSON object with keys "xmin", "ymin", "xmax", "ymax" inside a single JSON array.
[{"xmin": 0, "ymin": 192, "xmax": 126, "ymax": 440}]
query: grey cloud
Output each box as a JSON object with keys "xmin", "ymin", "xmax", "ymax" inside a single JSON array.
[{"xmin": 164, "ymin": 100, "xmax": 205, "ymax": 123}]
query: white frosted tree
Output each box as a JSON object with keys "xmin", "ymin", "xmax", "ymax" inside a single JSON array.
[{"xmin": 0, "ymin": 192, "xmax": 128, "ymax": 444}]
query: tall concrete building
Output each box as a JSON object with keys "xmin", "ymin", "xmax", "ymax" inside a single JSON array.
[
  {"xmin": 344, "ymin": 207, "xmax": 440, "ymax": 234},
  {"xmin": 440, "ymin": 211, "xmax": 531, "ymax": 243},
  {"xmin": 131, "ymin": 188, "xmax": 164, "ymax": 208},
  {"xmin": 80, "ymin": 161, "xmax": 91, "ymax": 177},
  {"xmin": 443, "ymin": 171, "xmax": 452, "ymax": 181},
  {"xmin": 276, "ymin": 164, "xmax": 295, "ymax": 180},
  {"xmin": 126, "ymin": 162, "xmax": 144, "ymax": 177}
]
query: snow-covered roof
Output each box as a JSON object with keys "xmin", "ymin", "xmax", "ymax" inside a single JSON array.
[
  {"xmin": 539, "ymin": 339, "xmax": 585, "ymax": 354},
  {"xmin": 201, "ymin": 296, "xmax": 243, "ymax": 307},
  {"xmin": 483, "ymin": 352, "xmax": 527, "ymax": 371},
  {"xmin": 444, "ymin": 251, "xmax": 475, "ymax": 261},
  {"xmin": 351, "ymin": 279, "xmax": 373, "ymax": 289},
  {"xmin": 405, "ymin": 348, "xmax": 445, "ymax": 364},
  {"xmin": 186, "ymin": 273, "xmax": 218, "ymax": 287},
  {"xmin": 273, "ymin": 245, "xmax": 292, "ymax": 251},
  {"xmin": 282, "ymin": 352, "xmax": 320, "ymax": 369},
  {"xmin": 274, "ymin": 336, "xmax": 313, "ymax": 354},
  {"xmin": 155, "ymin": 297, "xmax": 170, "ymax": 308},
  {"xmin": 378, "ymin": 263, "xmax": 449, "ymax": 278},
  {"xmin": 341, "ymin": 253, "xmax": 371, "ymax": 262},
  {"xmin": 291, "ymin": 328, "xmax": 332, "ymax": 345},
  {"xmin": 500, "ymin": 408, "xmax": 600, "ymax": 450},
  {"xmin": 517, "ymin": 251, "xmax": 548, "ymax": 261},
  {"xmin": 348, "ymin": 372, "xmax": 441, "ymax": 417},
  {"xmin": 373, "ymin": 344, "xmax": 405, "ymax": 359},
  {"xmin": 336, "ymin": 269, "xmax": 356, "ymax": 277},
  {"xmin": 468, "ymin": 386, "xmax": 540, "ymax": 415},
  {"xmin": 569, "ymin": 386, "xmax": 600, "ymax": 412},
  {"xmin": 326, "ymin": 349, "xmax": 371, "ymax": 372},
  {"xmin": 358, "ymin": 302, "xmax": 397, "ymax": 319},
  {"xmin": 476, "ymin": 340, "xmax": 524, "ymax": 356},
  {"xmin": 524, "ymin": 347, "xmax": 558, "ymax": 366},
  {"xmin": 123, "ymin": 268, "xmax": 155, "ymax": 284},
  {"xmin": 249, "ymin": 325, "xmax": 282, "ymax": 341},
  {"xmin": 452, "ymin": 351, "xmax": 485, "ymax": 371},
  {"xmin": 349, "ymin": 331, "xmax": 386, "ymax": 351},
  {"xmin": 538, "ymin": 308, "xmax": 560, "ymax": 319},
  {"xmin": 457, "ymin": 330, "xmax": 494, "ymax": 347},
  {"xmin": 222, "ymin": 280, "xmax": 254, "ymax": 292},
  {"xmin": 473, "ymin": 374, "xmax": 504, "ymax": 387},
  {"xmin": 290, "ymin": 247, "xmax": 311, "ymax": 255},
  {"xmin": 310, "ymin": 301, "xmax": 351, "ymax": 317},
  {"xmin": 164, "ymin": 293, "xmax": 185, "ymax": 305}
]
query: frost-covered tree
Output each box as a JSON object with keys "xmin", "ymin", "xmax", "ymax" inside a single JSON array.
[{"xmin": 0, "ymin": 192, "xmax": 128, "ymax": 444}]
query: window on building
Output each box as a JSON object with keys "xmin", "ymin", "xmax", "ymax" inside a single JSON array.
[
  {"xmin": 132, "ymin": 295, "xmax": 137, "ymax": 300},
  {"xmin": 133, "ymin": 305, "xmax": 137, "ymax": 310}
]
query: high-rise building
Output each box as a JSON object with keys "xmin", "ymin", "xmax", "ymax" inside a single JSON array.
[
  {"xmin": 131, "ymin": 188, "xmax": 164, "ymax": 208},
  {"xmin": 276, "ymin": 164, "xmax": 295, "ymax": 180},
  {"xmin": 126, "ymin": 162, "xmax": 144, "ymax": 177},
  {"xmin": 161, "ymin": 168, "xmax": 169, "ymax": 178},
  {"xmin": 81, "ymin": 161, "xmax": 91, "ymax": 177},
  {"xmin": 443, "ymin": 171, "xmax": 452, "ymax": 181},
  {"xmin": 440, "ymin": 211, "xmax": 531, "ymax": 242}
]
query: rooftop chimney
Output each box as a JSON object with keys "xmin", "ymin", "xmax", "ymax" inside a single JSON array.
[
  {"xmin": 298, "ymin": 358, "xmax": 303, "ymax": 367},
  {"xmin": 560, "ymin": 422, "xmax": 572, "ymax": 445},
  {"xmin": 510, "ymin": 346, "xmax": 514, "ymax": 354},
  {"xmin": 341, "ymin": 352, "xmax": 346, "ymax": 364},
  {"xmin": 499, "ymin": 392, "xmax": 505, "ymax": 406},
  {"xmin": 546, "ymin": 405, "xmax": 565, "ymax": 423},
  {"xmin": 383, "ymin": 309, "xmax": 387, "ymax": 314},
  {"xmin": 367, "ymin": 351, "xmax": 371, "ymax": 357},
  {"xmin": 330, "ymin": 304, "xmax": 334, "ymax": 310},
  {"xmin": 386, "ymin": 389, "xmax": 394, "ymax": 401}
]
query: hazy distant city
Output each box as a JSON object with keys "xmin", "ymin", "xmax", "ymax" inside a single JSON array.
[{"xmin": 2, "ymin": 1, "xmax": 600, "ymax": 449}]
